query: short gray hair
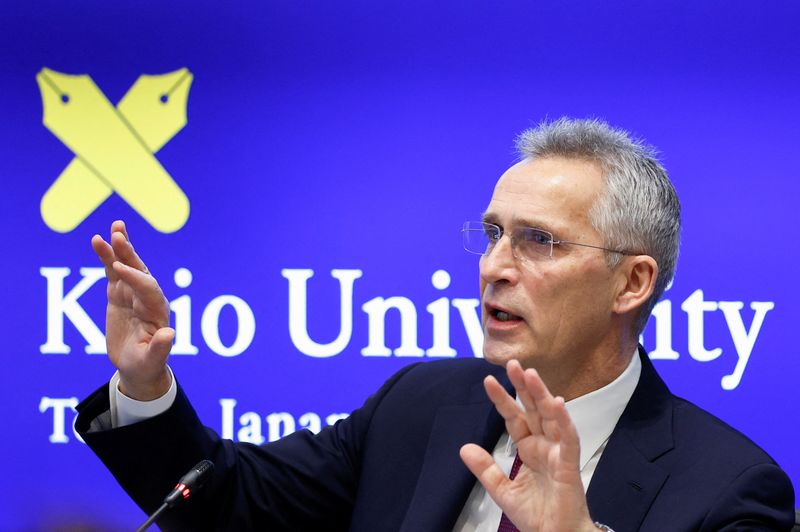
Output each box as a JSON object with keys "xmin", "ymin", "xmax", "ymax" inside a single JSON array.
[{"xmin": 515, "ymin": 117, "xmax": 681, "ymax": 335}]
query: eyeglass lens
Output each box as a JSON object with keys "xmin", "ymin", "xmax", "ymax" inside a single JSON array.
[{"xmin": 462, "ymin": 222, "xmax": 555, "ymax": 260}]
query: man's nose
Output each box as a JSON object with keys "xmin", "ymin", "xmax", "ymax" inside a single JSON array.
[{"xmin": 479, "ymin": 234, "xmax": 519, "ymax": 284}]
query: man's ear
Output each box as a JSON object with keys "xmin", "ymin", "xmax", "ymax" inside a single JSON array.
[{"xmin": 613, "ymin": 255, "xmax": 658, "ymax": 315}]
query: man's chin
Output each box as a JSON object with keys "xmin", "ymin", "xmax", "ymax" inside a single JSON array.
[
  {"xmin": 482, "ymin": 342, "xmax": 524, "ymax": 368},
  {"xmin": 482, "ymin": 333, "xmax": 544, "ymax": 369}
]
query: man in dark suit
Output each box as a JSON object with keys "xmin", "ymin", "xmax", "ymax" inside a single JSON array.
[{"xmin": 76, "ymin": 118, "xmax": 795, "ymax": 531}]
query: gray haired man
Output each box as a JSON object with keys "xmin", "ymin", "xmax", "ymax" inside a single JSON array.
[{"xmin": 77, "ymin": 118, "xmax": 795, "ymax": 531}]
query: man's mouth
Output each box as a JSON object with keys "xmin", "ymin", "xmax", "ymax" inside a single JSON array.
[{"xmin": 489, "ymin": 306, "xmax": 523, "ymax": 322}]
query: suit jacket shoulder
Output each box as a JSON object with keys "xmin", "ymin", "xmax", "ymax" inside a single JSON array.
[{"xmin": 587, "ymin": 348, "xmax": 795, "ymax": 531}]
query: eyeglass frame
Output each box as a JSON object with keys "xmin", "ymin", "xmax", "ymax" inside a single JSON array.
[{"xmin": 461, "ymin": 221, "xmax": 637, "ymax": 261}]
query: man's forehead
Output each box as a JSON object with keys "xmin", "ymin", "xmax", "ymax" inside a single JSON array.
[
  {"xmin": 483, "ymin": 157, "xmax": 602, "ymax": 231},
  {"xmin": 496, "ymin": 157, "xmax": 600, "ymax": 190}
]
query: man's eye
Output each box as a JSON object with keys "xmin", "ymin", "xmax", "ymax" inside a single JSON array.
[
  {"xmin": 484, "ymin": 227, "xmax": 502, "ymax": 242},
  {"xmin": 525, "ymin": 229, "xmax": 551, "ymax": 245}
]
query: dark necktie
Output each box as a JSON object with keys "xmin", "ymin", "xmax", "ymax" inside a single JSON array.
[{"xmin": 497, "ymin": 451, "xmax": 523, "ymax": 531}]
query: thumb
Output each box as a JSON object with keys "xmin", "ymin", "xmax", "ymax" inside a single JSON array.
[
  {"xmin": 460, "ymin": 443, "xmax": 507, "ymax": 496},
  {"xmin": 149, "ymin": 327, "xmax": 176, "ymax": 361}
]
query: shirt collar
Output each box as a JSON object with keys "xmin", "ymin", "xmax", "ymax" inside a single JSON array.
[
  {"xmin": 505, "ymin": 350, "xmax": 642, "ymax": 465},
  {"xmin": 565, "ymin": 349, "xmax": 641, "ymax": 471}
]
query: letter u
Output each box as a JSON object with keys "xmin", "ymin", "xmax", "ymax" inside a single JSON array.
[{"xmin": 281, "ymin": 268, "xmax": 363, "ymax": 357}]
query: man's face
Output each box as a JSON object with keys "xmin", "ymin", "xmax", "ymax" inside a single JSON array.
[{"xmin": 480, "ymin": 156, "xmax": 622, "ymax": 380}]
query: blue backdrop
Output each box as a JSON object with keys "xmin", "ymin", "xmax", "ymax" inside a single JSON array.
[{"xmin": 1, "ymin": 1, "xmax": 798, "ymax": 529}]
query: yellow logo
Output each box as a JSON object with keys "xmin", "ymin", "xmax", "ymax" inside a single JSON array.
[{"xmin": 37, "ymin": 68, "xmax": 193, "ymax": 233}]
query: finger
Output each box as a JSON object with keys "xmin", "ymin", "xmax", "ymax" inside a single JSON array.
[
  {"xmin": 110, "ymin": 219, "xmax": 129, "ymax": 241},
  {"xmin": 459, "ymin": 443, "xmax": 510, "ymax": 499},
  {"xmin": 112, "ymin": 260, "xmax": 156, "ymax": 288},
  {"xmin": 523, "ymin": 369, "xmax": 566, "ymax": 441},
  {"xmin": 484, "ymin": 376, "xmax": 530, "ymax": 442},
  {"xmin": 521, "ymin": 366, "xmax": 554, "ymax": 406},
  {"xmin": 112, "ymin": 261, "xmax": 169, "ymax": 324},
  {"xmin": 91, "ymin": 234, "xmax": 119, "ymax": 281},
  {"xmin": 507, "ymin": 361, "xmax": 544, "ymax": 436},
  {"xmin": 110, "ymin": 228, "xmax": 149, "ymax": 274},
  {"xmin": 551, "ymin": 397, "xmax": 581, "ymax": 471}
]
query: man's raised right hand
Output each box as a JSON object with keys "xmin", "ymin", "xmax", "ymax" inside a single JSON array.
[{"xmin": 91, "ymin": 220, "xmax": 174, "ymax": 401}]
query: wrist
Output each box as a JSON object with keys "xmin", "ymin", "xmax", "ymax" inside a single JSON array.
[{"xmin": 118, "ymin": 368, "xmax": 172, "ymax": 401}]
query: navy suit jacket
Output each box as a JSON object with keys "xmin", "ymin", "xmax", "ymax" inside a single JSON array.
[{"xmin": 76, "ymin": 349, "xmax": 795, "ymax": 531}]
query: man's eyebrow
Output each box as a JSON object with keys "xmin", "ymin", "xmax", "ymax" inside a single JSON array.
[{"xmin": 481, "ymin": 212, "xmax": 554, "ymax": 232}]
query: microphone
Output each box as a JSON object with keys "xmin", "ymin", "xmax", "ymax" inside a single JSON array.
[
  {"xmin": 136, "ymin": 460, "xmax": 214, "ymax": 532},
  {"xmin": 163, "ymin": 459, "xmax": 214, "ymax": 507}
]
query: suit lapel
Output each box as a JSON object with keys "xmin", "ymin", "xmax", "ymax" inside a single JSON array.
[
  {"xmin": 400, "ymin": 372, "xmax": 510, "ymax": 532},
  {"xmin": 398, "ymin": 349, "xmax": 675, "ymax": 531},
  {"xmin": 586, "ymin": 348, "xmax": 675, "ymax": 530}
]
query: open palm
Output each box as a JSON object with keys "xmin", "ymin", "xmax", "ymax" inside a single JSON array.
[
  {"xmin": 460, "ymin": 360, "xmax": 596, "ymax": 532},
  {"xmin": 91, "ymin": 220, "xmax": 174, "ymax": 400}
]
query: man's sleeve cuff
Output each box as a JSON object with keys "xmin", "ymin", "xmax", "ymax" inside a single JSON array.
[{"xmin": 110, "ymin": 367, "xmax": 177, "ymax": 428}]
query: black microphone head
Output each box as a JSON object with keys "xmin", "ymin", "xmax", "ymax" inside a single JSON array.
[
  {"xmin": 181, "ymin": 460, "xmax": 214, "ymax": 489},
  {"xmin": 164, "ymin": 460, "xmax": 215, "ymax": 508}
]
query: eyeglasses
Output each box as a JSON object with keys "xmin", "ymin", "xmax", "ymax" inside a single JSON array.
[{"xmin": 461, "ymin": 221, "xmax": 634, "ymax": 262}]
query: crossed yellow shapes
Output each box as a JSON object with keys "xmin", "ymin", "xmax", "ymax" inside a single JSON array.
[{"xmin": 37, "ymin": 68, "xmax": 193, "ymax": 233}]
